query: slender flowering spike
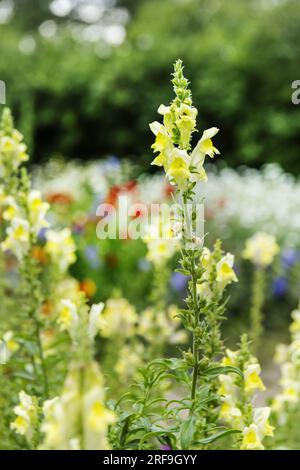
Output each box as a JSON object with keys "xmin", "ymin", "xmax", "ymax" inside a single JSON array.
[
  {"xmin": 149, "ymin": 60, "xmax": 219, "ymax": 189},
  {"xmin": 0, "ymin": 108, "xmax": 29, "ymax": 177}
]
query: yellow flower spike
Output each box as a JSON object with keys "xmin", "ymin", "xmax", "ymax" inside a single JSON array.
[{"xmin": 244, "ymin": 363, "xmax": 266, "ymax": 394}]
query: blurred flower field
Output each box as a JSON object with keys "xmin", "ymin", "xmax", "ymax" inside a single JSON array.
[{"xmin": 1, "ymin": 61, "xmax": 300, "ymax": 451}]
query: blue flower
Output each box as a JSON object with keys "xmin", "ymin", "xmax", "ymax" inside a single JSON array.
[
  {"xmin": 84, "ymin": 245, "xmax": 101, "ymax": 269},
  {"xmin": 170, "ymin": 272, "xmax": 188, "ymax": 292},
  {"xmin": 272, "ymin": 276, "xmax": 288, "ymax": 297},
  {"xmin": 281, "ymin": 248, "xmax": 300, "ymax": 269}
]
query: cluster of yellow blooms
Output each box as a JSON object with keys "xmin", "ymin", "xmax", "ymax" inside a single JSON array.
[
  {"xmin": 143, "ymin": 214, "xmax": 179, "ymax": 266},
  {"xmin": 150, "ymin": 63, "xmax": 219, "ymax": 190},
  {"xmin": 218, "ymin": 349, "xmax": 274, "ymax": 450},
  {"xmin": 243, "ymin": 232, "xmax": 279, "ymax": 267},
  {"xmin": 0, "ymin": 123, "xmax": 28, "ymax": 177},
  {"xmin": 197, "ymin": 247, "xmax": 238, "ymax": 298},
  {"xmin": 10, "ymin": 391, "xmax": 38, "ymax": 441},
  {"xmin": 137, "ymin": 304, "xmax": 187, "ymax": 346},
  {"xmin": 44, "ymin": 228, "xmax": 76, "ymax": 272},
  {"xmin": 1, "ymin": 190, "xmax": 49, "ymax": 260},
  {"xmin": 272, "ymin": 304, "xmax": 300, "ymax": 420},
  {"xmin": 40, "ymin": 361, "xmax": 115, "ymax": 450}
]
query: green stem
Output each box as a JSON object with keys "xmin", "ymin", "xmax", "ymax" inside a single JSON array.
[
  {"xmin": 190, "ymin": 253, "xmax": 199, "ymax": 401},
  {"xmin": 250, "ymin": 268, "xmax": 266, "ymax": 354},
  {"xmin": 33, "ymin": 316, "xmax": 49, "ymax": 399},
  {"xmin": 182, "ymin": 194, "xmax": 200, "ymax": 402}
]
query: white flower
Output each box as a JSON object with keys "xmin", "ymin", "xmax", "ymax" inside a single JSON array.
[{"xmin": 88, "ymin": 302, "xmax": 104, "ymax": 341}]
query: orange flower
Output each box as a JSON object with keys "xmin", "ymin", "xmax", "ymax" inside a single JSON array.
[
  {"xmin": 79, "ymin": 279, "xmax": 97, "ymax": 298},
  {"xmin": 31, "ymin": 246, "xmax": 49, "ymax": 264}
]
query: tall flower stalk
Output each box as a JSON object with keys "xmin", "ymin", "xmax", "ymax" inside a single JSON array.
[
  {"xmin": 243, "ymin": 232, "xmax": 279, "ymax": 353},
  {"xmin": 113, "ymin": 61, "xmax": 240, "ymax": 450}
]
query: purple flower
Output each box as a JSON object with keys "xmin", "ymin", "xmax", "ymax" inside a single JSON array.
[
  {"xmin": 160, "ymin": 445, "xmax": 171, "ymax": 451},
  {"xmin": 38, "ymin": 227, "xmax": 48, "ymax": 242},
  {"xmin": 272, "ymin": 276, "xmax": 288, "ymax": 297},
  {"xmin": 138, "ymin": 259, "xmax": 151, "ymax": 272},
  {"xmin": 281, "ymin": 249, "xmax": 300, "ymax": 269},
  {"xmin": 170, "ymin": 272, "xmax": 188, "ymax": 292},
  {"xmin": 84, "ymin": 245, "xmax": 101, "ymax": 269}
]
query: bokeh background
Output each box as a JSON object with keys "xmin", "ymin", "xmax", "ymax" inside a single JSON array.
[
  {"xmin": 1, "ymin": 0, "xmax": 300, "ymax": 171},
  {"xmin": 1, "ymin": 0, "xmax": 300, "ymax": 346}
]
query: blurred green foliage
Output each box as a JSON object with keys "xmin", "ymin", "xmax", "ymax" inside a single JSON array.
[{"xmin": 1, "ymin": 0, "xmax": 300, "ymax": 172}]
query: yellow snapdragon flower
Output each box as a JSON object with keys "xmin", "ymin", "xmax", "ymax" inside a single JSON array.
[
  {"xmin": 219, "ymin": 395, "xmax": 243, "ymax": 427},
  {"xmin": 216, "ymin": 253, "xmax": 238, "ymax": 289},
  {"xmin": 10, "ymin": 391, "xmax": 38, "ymax": 438},
  {"xmin": 2, "ymin": 330, "xmax": 19, "ymax": 359},
  {"xmin": 0, "ymin": 125, "xmax": 29, "ymax": 176},
  {"xmin": 27, "ymin": 190, "xmax": 49, "ymax": 233},
  {"xmin": 190, "ymin": 127, "xmax": 220, "ymax": 182},
  {"xmin": 289, "ymin": 309, "xmax": 300, "ymax": 337},
  {"xmin": 241, "ymin": 424, "xmax": 264, "ymax": 450},
  {"xmin": 57, "ymin": 299, "xmax": 79, "ymax": 334},
  {"xmin": 167, "ymin": 151, "xmax": 191, "ymax": 189},
  {"xmin": 244, "ymin": 363, "xmax": 266, "ymax": 394},
  {"xmin": 243, "ymin": 232, "xmax": 279, "ymax": 267},
  {"xmin": 221, "ymin": 348, "xmax": 239, "ymax": 367},
  {"xmin": 143, "ymin": 214, "xmax": 178, "ymax": 265},
  {"xmin": 1, "ymin": 217, "xmax": 30, "ymax": 260},
  {"xmin": 218, "ymin": 374, "xmax": 238, "ymax": 398},
  {"xmin": 45, "ymin": 228, "xmax": 76, "ymax": 271},
  {"xmin": 99, "ymin": 298, "xmax": 138, "ymax": 338},
  {"xmin": 241, "ymin": 407, "xmax": 273, "ymax": 450}
]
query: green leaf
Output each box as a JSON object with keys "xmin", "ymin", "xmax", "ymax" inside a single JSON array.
[
  {"xmin": 180, "ymin": 417, "xmax": 195, "ymax": 450},
  {"xmin": 196, "ymin": 429, "xmax": 241, "ymax": 445},
  {"xmin": 204, "ymin": 366, "xmax": 243, "ymax": 379}
]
